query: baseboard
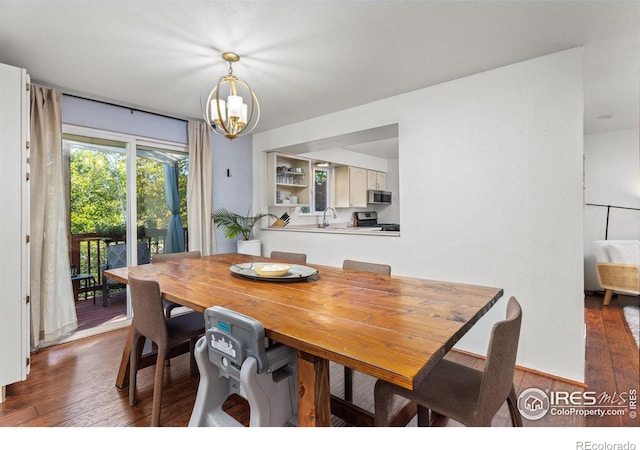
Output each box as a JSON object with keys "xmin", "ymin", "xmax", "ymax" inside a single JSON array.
[
  {"xmin": 585, "ymin": 290, "xmax": 603, "ymax": 296},
  {"xmin": 450, "ymin": 348, "xmax": 588, "ymax": 388}
]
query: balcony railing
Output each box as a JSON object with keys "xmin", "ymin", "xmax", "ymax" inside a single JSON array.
[{"xmin": 69, "ymin": 229, "xmax": 188, "ymax": 301}]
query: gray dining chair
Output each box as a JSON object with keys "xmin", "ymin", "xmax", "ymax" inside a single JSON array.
[
  {"xmin": 342, "ymin": 259, "xmax": 391, "ymax": 275},
  {"xmin": 270, "ymin": 251, "xmax": 307, "ymax": 264},
  {"xmin": 152, "ymin": 251, "xmax": 201, "ymax": 318},
  {"xmin": 128, "ymin": 275, "xmax": 204, "ymax": 427},
  {"xmin": 152, "ymin": 251, "xmax": 202, "ymax": 263},
  {"xmin": 337, "ymin": 259, "xmax": 391, "ymax": 403},
  {"xmin": 374, "ymin": 296, "xmax": 523, "ymax": 427}
]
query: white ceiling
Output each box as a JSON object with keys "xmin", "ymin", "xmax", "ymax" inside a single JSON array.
[{"xmin": 1, "ymin": 1, "xmax": 638, "ymax": 151}]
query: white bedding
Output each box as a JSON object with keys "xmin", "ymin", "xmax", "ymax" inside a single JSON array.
[{"xmin": 593, "ymin": 240, "xmax": 640, "ymax": 265}]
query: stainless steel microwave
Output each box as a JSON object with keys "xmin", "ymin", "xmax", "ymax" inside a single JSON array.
[{"xmin": 367, "ymin": 190, "xmax": 392, "ymax": 204}]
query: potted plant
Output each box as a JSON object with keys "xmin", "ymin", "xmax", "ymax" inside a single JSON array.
[
  {"xmin": 95, "ymin": 223, "xmax": 127, "ymax": 242},
  {"xmin": 95, "ymin": 223, "xmax": 146, "ymax": 241},
  {"xmin": 212, "ymin": 207, "xmax": 276, "ymax": 256}
]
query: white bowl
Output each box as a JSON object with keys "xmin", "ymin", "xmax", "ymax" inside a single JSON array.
[{"xmin": 253, "ymin": 263, "xmax": 290, "ymax": 278}]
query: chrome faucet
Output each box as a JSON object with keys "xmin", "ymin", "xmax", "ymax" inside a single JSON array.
[{"xmin": 322, "ymin": 207, "xmax": 337, "ymax": 228}]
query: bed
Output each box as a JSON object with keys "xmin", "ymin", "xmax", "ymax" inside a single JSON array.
[{"xmin": 593, "ymin": 240, "xmax": 640, "ymax": 306}]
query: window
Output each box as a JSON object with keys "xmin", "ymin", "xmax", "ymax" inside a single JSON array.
[
  {"xmin": 64, "ymin": 131, "xmax": 188, "ymax": 250},
  {"xmin": 299, "ymin": 164, "xmax": 334, "ymax": 215},
  {"xmin": 313, "ymin": 167, "xmax": 330, "ymax": 212}
]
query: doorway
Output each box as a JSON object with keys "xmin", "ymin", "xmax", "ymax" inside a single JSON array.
[{"xmin": 63, "ymin": 126, "xmax": 188, "ymax": 338}]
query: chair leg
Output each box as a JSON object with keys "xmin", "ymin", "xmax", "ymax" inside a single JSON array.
[
  {"xmin": 102, "ymin": 283, "xmax": 108, "ymax": 307},
  {"xmin": 507, "ymin": 385, "xmax": 523, "ymax": 427},
  {"xmin": 151, "ymin": 350, "xmax": 167, "ymax": 427},
  {"xmin": 129, "ymin": 332, "xmax": 144, "ymax": 406},
  {"xmin": 603, "ymin": 289, "xmax": 614, "ymax": 306},
  {"xmin": 417, "ymin": 404, "xmax": 431, "ymax": 427},
  {"xmin": 344, "ymin": 367, "xmax": 353, "ymax": 402},
  {"xmin": 189, "ymin": 338, "xmax": 198, "ymax": 376}
]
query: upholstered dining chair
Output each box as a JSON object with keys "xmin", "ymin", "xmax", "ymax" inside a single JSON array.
[
  {"xmin": 374, "ymin": 296, "xmax": 523, "ymax": 427},
  {"xmin": 338, "ymin": 259, "xmax": 391, "ymax": 402},
  {"xmin": 152, "ymin": 251, "xmax": 202, "ymax": 263},
  {"xmin": 342, "ymin": 259, "xmax": 391, "ymax": 275},
  {"xmin": 128, "ymin": 275, "xmax": 204, "ymax": 427},
  {"xmin": 152, "ymin": 251, "xmax": 202, "ymax": 318},
  {"xmin": 270, "ymin": 251, "xmax": 307, "ymax": 264}
]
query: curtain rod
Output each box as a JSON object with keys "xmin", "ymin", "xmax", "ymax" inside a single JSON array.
[
  {"xmin": 586, "ymin": 203, "xmax": 640, "ymax": 212},
  {"xmin": 31, "ymin": 82, "xmax": 190, "ymax": 123},
  {"xmin": 63, "ymin": 93, "xmax": 189, "ymax": 123}
]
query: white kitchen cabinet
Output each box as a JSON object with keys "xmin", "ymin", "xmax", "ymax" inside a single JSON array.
[
  {"xmin": 366, "ymin": 170, "xmax": 386, "ymax": 190},
  {"xmin": 267, "ymin": 152, "xmax": 312, "ymax": 207},
  {"xmin": 0, "ymin": 63, "xmax": 31, "ymax": 402},
  {"xmin": 335, "ymin": 166, "xmax": 367, "ymax": 208}
]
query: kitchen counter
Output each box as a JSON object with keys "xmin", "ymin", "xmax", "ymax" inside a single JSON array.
[{"xmin": 262, "ymin": 224, "xmax": 400, "ymax": 237}]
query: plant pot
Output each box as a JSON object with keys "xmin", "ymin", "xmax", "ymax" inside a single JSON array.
[{"xmin": 237, "ymin": 239, "xmax": 261, "ymax": 256}]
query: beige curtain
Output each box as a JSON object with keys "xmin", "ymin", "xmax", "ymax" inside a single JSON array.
[
  {"xmin": 30, "ymin": 86, "xmax": 77, "ymax": 346},
  {"xmin": 187, "ymin": 120, "xmax": 215, "ymax": 256}
]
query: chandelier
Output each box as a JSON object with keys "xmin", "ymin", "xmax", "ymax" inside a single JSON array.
[{"xmin": 203, "ymin": 52, "xmax": 260, "ymax": 140}]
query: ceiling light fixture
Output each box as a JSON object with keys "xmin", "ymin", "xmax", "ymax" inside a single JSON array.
[{"xmin": 203, "ymin": 52, "xmax": 260, "ymax": 140}]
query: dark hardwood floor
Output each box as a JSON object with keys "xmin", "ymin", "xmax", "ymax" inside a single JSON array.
[
  {"xmin": 0, "ymin": 292, "xmax": 637, "ymax": 428},
  {"xmin": 584, "ymin": 292, "xmax": 639, "ymax": 427}
]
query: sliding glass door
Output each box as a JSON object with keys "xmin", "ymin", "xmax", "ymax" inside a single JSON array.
[{"xmin": 63, "ymin": 126, "xmax": 187, "ymax": 331}]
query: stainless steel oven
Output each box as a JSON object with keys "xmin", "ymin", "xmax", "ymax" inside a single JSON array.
[{"xmin": 354, "ymin": 211, "xmax": 400, "ymax": 232}]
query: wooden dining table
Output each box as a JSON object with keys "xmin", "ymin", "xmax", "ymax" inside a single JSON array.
[{"xmin": 104, "ymin": 252, "xmax": 503, "ymax": 427}]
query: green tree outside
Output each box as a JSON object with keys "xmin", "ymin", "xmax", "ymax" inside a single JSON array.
[
  {"xmin": 70, "ymin": 149, "xmax": 127, "ymax": 234},
  {"xmin": 69, "ymin": 149, "xmax": 188, "ymax": 235}
]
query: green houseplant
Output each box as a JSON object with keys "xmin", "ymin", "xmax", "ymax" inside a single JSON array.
[
  {"xmin": 95, "ymin": 223, "xmax": 127, "ymax": 240},
  {"xmin": 212, "ymin": 207, "xmax": 276, "ymax": 241}
]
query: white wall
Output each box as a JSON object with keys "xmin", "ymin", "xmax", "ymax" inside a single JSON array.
[
  {"xmin": 62, "ymin": 95, "xmax": 188, "ymax": 143},
  {"xmin": 583, "ymin": 128, "xmax": 640, "ymax": 290},
  {"xmin": 253, "ymin": 48, "xmax": 585, "ymax": 382},
  {"xmin": 211, "ymin": 134, "xmax": 254, "ymax": 254}
]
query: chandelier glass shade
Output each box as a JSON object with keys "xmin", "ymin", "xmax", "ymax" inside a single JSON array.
[{"xmin": 203, "ymin": 52, "xmax": 260, "ymax": 140}]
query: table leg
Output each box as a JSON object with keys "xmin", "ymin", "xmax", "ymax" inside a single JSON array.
[
  {"xmin": 115, "ymin": 324, "xmax": 134, "ymax": 389},
  {"xmin": 297, "ymin": 351, "xmax": 331, "ymax": 427}
]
